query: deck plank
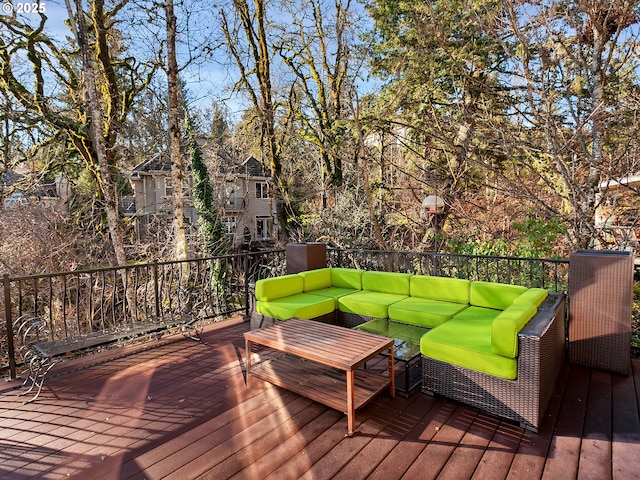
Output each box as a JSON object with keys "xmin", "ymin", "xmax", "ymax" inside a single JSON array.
[
  {"xmin": 295, "ymin": 396, "xmax": 414, "ymax": 480},
  {"xmin": 0, "ymin": 316, "xmax": 639, "ymax": 480},
  {"xmin": 367, "ymin": 397, "xmax": 458, "ymax": 479},
  {"xmin": 578, "ymin": 369, "xmax": 612, "ymax": 480},
  {"xmin": 540, "ymin": 363, "xmax": 591, "ymax": 480},
  {"xmin": 330, "ymin": 395, "xmax": 423, "ymax": 479},
  {"xmin": 505, "ymin": 362, "xmax": 570, "ymax": 480},
  {"xmin": 611, "ymin": 367, "xmax": 640, "ymax": 480},
  {"xmin": 470, "ymin": 421, "xmax": 524, "ymax": 479}
]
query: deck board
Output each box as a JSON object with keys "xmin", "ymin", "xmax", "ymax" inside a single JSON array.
[
  {"xmin": 1, "ymin": 316, "xmax": 639, "ymax": 479},
  {"xmin": 611, "ymin": 369, "xmax": 640, "ymax": 479}
]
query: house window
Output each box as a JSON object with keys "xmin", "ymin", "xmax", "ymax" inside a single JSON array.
[
  {"xmin": 256, "ymin": 216, "xmax": 271, "ymax": 239},
  {"xmin": 164, "ymin": 178, "xmax": 173, "ymax": 198},
  {"xmin": 223, "ymin": 216, "xmax": 237, "ymax": 235},
  {"xmin": 255, "ymin": 182, "xmax": 268, "ymax": 199},
  {"xmin": 224, "ymin": 183, "xmax": 242, "ymax": 208},
  {"xmin": 182, "ymin": 177, "xmax": 191, "ymax": 196},
  {"xmin": 225, "ymin": 185, "xmax": 235, "ymax": 203}
]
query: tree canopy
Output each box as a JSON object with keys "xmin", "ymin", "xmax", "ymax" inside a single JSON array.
[{"xmin": 2, "ymin": 0, "xmax": 640, "ymax": 271}]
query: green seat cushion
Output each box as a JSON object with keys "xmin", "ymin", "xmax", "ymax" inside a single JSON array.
[
  {"xmin": 298, "ymin": 268, "xmax": 332, "ymax": 292},
  {"xmin": 331, "ymin": 268, "xmax": 364, "ymax": 289},
  {"xmin": 361, "ymin": 271, "xmax": 412, "ymax": 295},
  {"xmin": 338, "ymin": 291, "xmax": 408, "ymax": 318},
  {"xmin": 410, "ymin": 275, "xmax": 471, "ymax": 304},
  {"xmin": 452, "ymin": 305, "xmax": 502, "ymax": 324},
  {"xmin": 255, "ymin": 274, "xmax": 304, "ymax": 301},
  {"xmin": 388, "ymin": 298, "xmax": 467, "ymax": 328},
  {"xmin": 513, "ymin": 288, "xmax": 549, "ymax": 307},
  {"xmin": 256, "ymin": 293, "xmax": 335, "ymax": 320},
  {"xmin": 470, "ymin": 281, "xmax": 527, "ymax": 310},
  {"xmin": 491, "ymin": 303, "xmax": 538, "ymax": 358},
  {"xmin": 420, "ymin": 319, "xmax": 518, "ymax": 380},
  {"xmin": 305, "ymin": 287, "xmax": 360, "ymax": 308}
]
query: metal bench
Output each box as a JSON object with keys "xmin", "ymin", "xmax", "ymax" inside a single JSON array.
[{"xmin": 13, "ymin": 313, "xmax": 202, "ymax": 403}]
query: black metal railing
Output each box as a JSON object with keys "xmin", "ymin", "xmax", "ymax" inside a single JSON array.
[
  {"xmin": 1, "ymin": 250, "xmax": 287, "ymax": 379},
  {"xmin": 327, "ymin": 249, "xmax": 569, "ymax": 292},
  {"xmin": 2, "ymin": 247, "xmax": 568, "ymax": 379}
]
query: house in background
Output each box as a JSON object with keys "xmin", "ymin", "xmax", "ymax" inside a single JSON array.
[
  {"xmin": 216, "ymin": 155, "xmax": 276, "ymax": 250},
  {"xmin": 594, "ymin": 175, "xmax": 640, "ymax": 261},
  {"xmin": 126, "ymin": 153, "xmax": 276, "ymax": 250},
  {"xmin": 1, "ymin": 171, "xmax": 70, "ymax": 212}
]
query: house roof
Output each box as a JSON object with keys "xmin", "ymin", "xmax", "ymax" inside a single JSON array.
[
  {"xmin": 131, "ymin": 154, "xmax": 173, "ymax": 176},
  {"xmin": 230, "ymin": 156, "xmax": 269, "ymax": 177},
  {"xmin": 130, "ymin": 152, "xmax": 270, "ymax": 179},
  {"xmin": 1, "ymin": 171, "xmax": 59, "ymax": 198},
  {"xmin": 0, "ymin": 171, "xmax": 24, "ymax": 186}
]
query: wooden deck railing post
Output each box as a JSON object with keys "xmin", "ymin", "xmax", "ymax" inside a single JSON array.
[{"xmin": 3, "ymin": 273, "xmax": 16, "ymax": 380}]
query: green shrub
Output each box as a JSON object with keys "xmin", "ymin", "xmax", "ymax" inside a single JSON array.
[{"xmin": 447, "ymin": 211, "xmax": 566, "ymax": 259}]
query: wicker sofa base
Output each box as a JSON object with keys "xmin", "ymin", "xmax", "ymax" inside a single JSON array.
[
  {"xmin": 249, "ymin": 311, "xmax": 336, "ymax": 330},
  {"xmin": 421, "ymin": 293, "xmax": 565, "ymax": 432},
  {"xmin": 336, "ymin": 311, "xmax": 383, "ymax": 329}
]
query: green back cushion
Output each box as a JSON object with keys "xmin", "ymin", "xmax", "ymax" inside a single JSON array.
[
  {"xmin": 513, "ymin": 288, "xmax": 549, "ymax": 307},
  {"xmin": 491, "ymin": 303, "xmax": 538, "ymax": 358},
  {"xmin": 298, "ymin": 268, "xmax": 332, "ymax": 292},
  {"xmin": 255, "ymin": 274, "xmax": 303, "ymax": 301},
  {"xmin": 331, "ymin": 268, "xmax": 364, "ymax": 289},
  {"xmin": 470, "ymin": 282, "xmax": 527, "ymax": 310},
  {"xmin": 410, "ymin": 275, "xmax": 471, "ymax": 304},
  {"xmin": 361, "ymin": 271, "xmax": 411, "ymax": 295}
]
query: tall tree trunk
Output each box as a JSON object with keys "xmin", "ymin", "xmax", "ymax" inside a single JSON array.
[
  {"xmin": 166, "ymin": 0, "xmax": 188, "ymax": 260},
  {"xmin": 254, "ymin": 0, "xmax": 288, "ymax": 241},
  {"xmin": 221, "ymin": 0, "xmax": 288, "ymax": 241},
  {"xmin": 352, "ymin": 95, "xmax": 386, "ymax": 249},
  {"xmin": 73, "ymin": 0, "xmax": 127, "ymax": 267}
]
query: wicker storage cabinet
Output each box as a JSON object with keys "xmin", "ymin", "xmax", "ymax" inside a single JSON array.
[
  {"xmin": 286, "ymin": 243, "xmax": 327, "ymax": 274},
  {"xmin": 568, "ymin": 250, "xmax": 633, "ymax": 375}
]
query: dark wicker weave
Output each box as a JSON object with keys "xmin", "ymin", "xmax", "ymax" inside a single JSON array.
[
  {"xmin": 568, "ymin": 250, "xmax": 633, "ymax": 375},
  {"xmin": 337, "ymin": 311, "xmax": 382, "ymax": 328},
  {"xmin": 249, "ymin": 311, "xmax": 336, "ymax": 330},
  {"xmin": 421, "ymin": 293, "xmax": 566, "ymax": 432}
]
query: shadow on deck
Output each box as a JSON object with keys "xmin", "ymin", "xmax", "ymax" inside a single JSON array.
[{"xmin": 1, "ymin": 316, "xmax": 639, "ymax": 479}]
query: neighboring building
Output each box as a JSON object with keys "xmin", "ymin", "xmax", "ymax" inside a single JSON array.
[
  {"xmin": 1, "ymin": 171, "xmax": 70, "ymax": 212},
  {"xmin": 594, "ymin": 175, "xmax": 640, "ymax": 260},
  {"xmin": 216, "ymin": 155, "xmax": 276, "ymax": 250},
  {"xmin": 127, "ymin": 153, "xmax": 276, "ymax": 250}
]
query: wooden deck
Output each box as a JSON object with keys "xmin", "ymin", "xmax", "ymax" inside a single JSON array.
[{"xmin": 1, "ymin": 316, "xmax": 639, "ymax": 479}]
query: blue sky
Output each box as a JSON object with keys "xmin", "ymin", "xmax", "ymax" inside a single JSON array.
[
  {"xmin": 5, "ymin": 0, "xmax": 381, "ymax": 125},
  {"xmin": 5, "ymin": 0, "xmax": 239, "ymax": 115}
]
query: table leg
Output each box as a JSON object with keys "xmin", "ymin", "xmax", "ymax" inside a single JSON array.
[
  {"xmin": 245, "ymin": 339, "xmax": 252, "ymax": 387},
  {"xmin": 388, "ymin": 344, "xmax": 395, "ymax": 398},
  {"xmin": 346, "ymin": 369, "xmax": 355, "ymax": 436},
  {"xmin": 403, "ymin": 361, "xmax": 409, "ymax": 395}
]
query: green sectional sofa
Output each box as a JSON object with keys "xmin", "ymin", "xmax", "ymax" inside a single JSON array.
[
  {"xmin": 251, "ymin": 267, "xmax": 565, "ymax": 431},
  {"xmin": 252, "ymin": 273, "xmax": 336, "ymax": 328}
]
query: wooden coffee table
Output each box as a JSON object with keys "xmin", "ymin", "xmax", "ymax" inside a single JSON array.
[{"xmin": 244, "ymin": 318, "xmax": 394, "ymax": 436}]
